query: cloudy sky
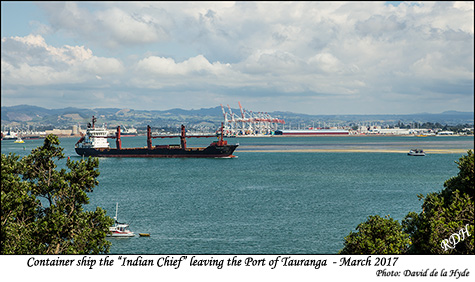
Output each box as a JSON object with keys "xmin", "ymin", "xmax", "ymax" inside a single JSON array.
[{"xmin": 1, "ymin": 1, "xmax": 473, "ymax": 115}]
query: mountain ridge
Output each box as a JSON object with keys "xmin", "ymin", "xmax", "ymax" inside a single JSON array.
[{"xmin": 1, "ymin": 105, "xmax": 473, "ymax": 129}]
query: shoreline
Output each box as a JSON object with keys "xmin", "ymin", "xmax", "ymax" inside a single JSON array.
[
  {"xmin": 2, "ymin": 133, "xmax": 473, "ymax": 140},
  {"xmin": 236, "ymin": 148, "xmax": 473, "ymax": 154},
  {"xmin": 230, "ymin": 134, "xmax": 473, "ymax": 138}
]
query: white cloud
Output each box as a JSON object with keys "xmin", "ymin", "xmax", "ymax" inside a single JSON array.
[
  {"xmin": 1, "ymin": 2, "xmax": 473, "ymax": 114},
  {"xmin": 308, "ymin": 53, "xmax": 344, "ymax": 74},
  {"xmin": 1, "ymin": 34, "xmax": 124, "ymax": 86},
  {"xmin": 94, "ymin": 7, "xmax": 167, "ymax": 47},
  {"xmin": 36, "ymin": 2, "xmax": 171, "ymax": 49},
  {"xmin": 136, "ymin": 55, "xmax": 230, "ymax": 76}
]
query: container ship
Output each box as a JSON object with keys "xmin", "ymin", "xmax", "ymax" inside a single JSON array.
[
  {"xmin": 75, "ymin": 116, "xmax": 238, "ymax": 158},
  {"xmin": 274, "ymin": 128, "xmax": 349, "ymax": 136}
]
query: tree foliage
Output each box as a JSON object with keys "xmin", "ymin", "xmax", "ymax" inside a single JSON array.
[
  {"xmin": 403, "ymin": 150, "xmax": 474, "ymax": 254},
  {"xmin": 1, "ymin": 135, "xmax": 113, "ymax": 254},
  {"xmin": 340, "ymin": 150, "xmax": 474, "ymax": 254},
  {"xmin": 339, "ymin": 215, "xmax": 411, "ymax": 254}
]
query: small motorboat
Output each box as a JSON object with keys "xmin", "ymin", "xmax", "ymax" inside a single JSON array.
[
  {"xmin": 14, "ymin": 137, "xmax": 24, "ymax": 143},
  {"xmin": 408, "ymin": 149, "xmax": 426, "ymax": 156},
  {"xmin": 108, "ymin": 203, "xmax": 135, "ymax": 237}
]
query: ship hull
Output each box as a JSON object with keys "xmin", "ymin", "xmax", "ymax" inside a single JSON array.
[{"xmin": 75, "ymin": 144, "xmax": 238, "ymax": 158}]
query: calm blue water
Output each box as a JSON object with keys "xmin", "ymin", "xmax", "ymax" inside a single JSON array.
[{"xmin": 2, "ymin": 135, "xmax": 473, "ymax": 254}]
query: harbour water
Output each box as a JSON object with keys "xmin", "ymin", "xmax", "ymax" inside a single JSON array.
[{"xmin": 2, "ymin": 135, "xmax": 473, "ymax": 254}]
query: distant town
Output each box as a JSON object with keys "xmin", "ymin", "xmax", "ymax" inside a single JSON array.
[{"xmin": 1, "ymin": 121, "xmax": 473, "ymax": 140}]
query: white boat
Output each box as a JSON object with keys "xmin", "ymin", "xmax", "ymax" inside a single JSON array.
[
  {"xmin": 108, "ymin": 203, "xmax": 135, "ymax": 237},
  {"xmin": 14, "ymin": 137, "xmax": 24, "ymax": 143},
  {"xmin": 408, "ymin": 149, "xmax": 426, "ymax": 156}
]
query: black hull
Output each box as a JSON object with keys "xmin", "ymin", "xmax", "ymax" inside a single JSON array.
[{"xmin": 75, "ymin": 145, "xmax": 238, "ymax": 158}]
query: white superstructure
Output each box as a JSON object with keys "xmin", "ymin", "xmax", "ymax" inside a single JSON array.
[{"xmin": 75, "ymin": 116, "xmax": 110, "ymax": 149}]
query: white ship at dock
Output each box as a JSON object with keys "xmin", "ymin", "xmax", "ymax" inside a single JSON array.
[
  {"xmin": 107, "ymin": 125, "xmax": 137, "ymax": 137},
  {"xmin": 274, "ymin": 128, "xmax": 350, "ymax": 136}
]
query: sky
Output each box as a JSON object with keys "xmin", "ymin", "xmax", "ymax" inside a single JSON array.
[{"xmin": 1, "ymin": 1, "xmax": 474, "ymax": 115}]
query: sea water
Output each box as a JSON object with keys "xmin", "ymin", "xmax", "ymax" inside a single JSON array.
[{"xmin": 2, "ymin": 135, "xmax": 473, "ymax": 254}]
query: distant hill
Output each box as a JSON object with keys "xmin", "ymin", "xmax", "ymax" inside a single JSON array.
[
  {"xmin": 1, "ymin": 105, "xmax": 473, "ymax": 130},
  {"xmin": 1, "ymin": 105, "xmax": 227, "ymax": 130}
]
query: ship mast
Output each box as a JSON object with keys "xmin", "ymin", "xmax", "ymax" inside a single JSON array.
[
  {"xmin": 147, "ymin": 125, "xmax": 152, "ymax": 150},
  {"xmin": 114, "ymin": 202, "xmax": 118, "ymax": 222},
  {"xmin": 116, "ymin": 126, "xmax": 122, "ymax": 150},
  {"xmin": 180, "ymin": 125, "xmax": 187, "ymax": 149}
]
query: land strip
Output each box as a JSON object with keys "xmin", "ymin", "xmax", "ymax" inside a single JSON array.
[{"xmin": 236, "ymin": 148, "xmax": 471, "ymax": 154}]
